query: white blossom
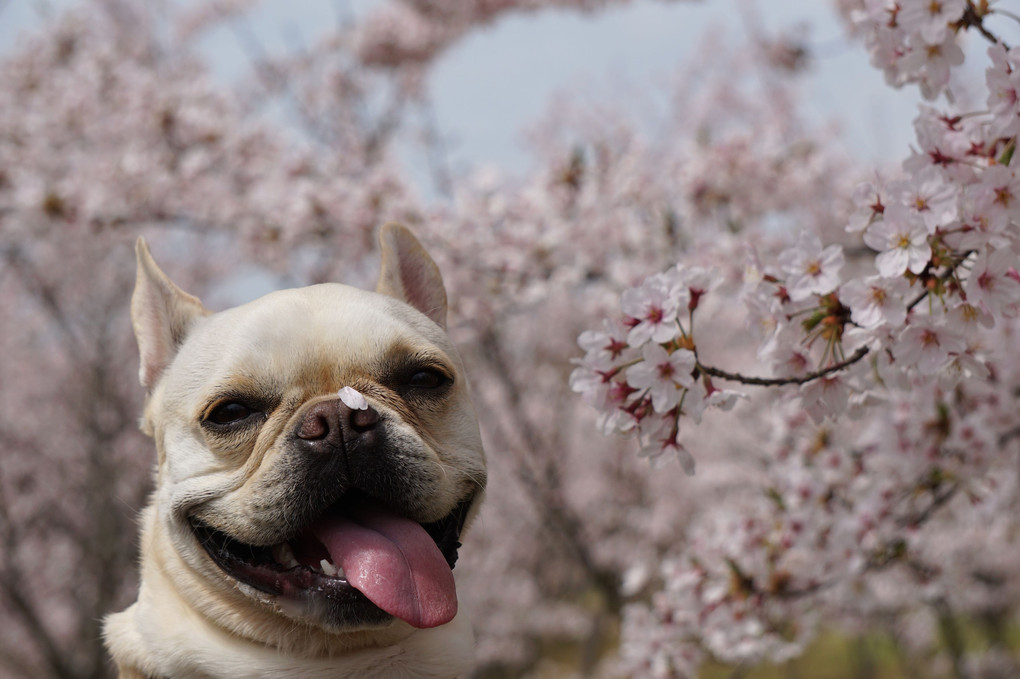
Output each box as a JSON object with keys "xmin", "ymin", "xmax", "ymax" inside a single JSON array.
[
  {"xmin": 626, "ymin": 343, "xmax": 696, "ymax": 413},
  {"xmin": 863, "ymin": 204, "xmax": 931, "ymax": 277},
  {"xmin": 778, "ymin": 231, "xmax": 845, "ymax": 302}
]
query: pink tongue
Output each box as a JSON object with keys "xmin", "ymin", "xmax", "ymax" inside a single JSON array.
[{"xmin": 310, "ymin": 505, "xmax": 457, "ymax": 629}]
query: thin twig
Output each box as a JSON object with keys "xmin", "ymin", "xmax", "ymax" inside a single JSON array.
[
  {"xmin": 965, "ymin": 3, "xmax": 1007, "ymax": 48},
  {"xmin": 698, "ymin": 346, "xmax": 870, "ymax": 387},
  {"xmin": 997, "ymin": 425, "xmax": 1020, "ymax": 447},
  {"xmin": 896, "ymin": 483, "xmax": 959, "ymax": 529}
]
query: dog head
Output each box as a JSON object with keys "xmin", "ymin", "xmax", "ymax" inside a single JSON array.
[{"xmin": 130, "ymin": 224, "xmax": 486, "ymax": 644}]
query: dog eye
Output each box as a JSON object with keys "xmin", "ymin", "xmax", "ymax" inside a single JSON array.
[
  {"xmin": 207, "ymin": 402, "xmax": 255, "ymax": 426},
  {"xmin": 406, "ymin": 369, "xmax": 449, "ymax": 390}
]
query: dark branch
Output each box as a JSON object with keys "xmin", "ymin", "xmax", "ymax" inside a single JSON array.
[
  {"xmin": 961, "ymin": 3, "xmax": 1007, "ymax": 48},
  {"xmin": 698, "ymin": 346, "xmax": 870, "ymax": 387}
]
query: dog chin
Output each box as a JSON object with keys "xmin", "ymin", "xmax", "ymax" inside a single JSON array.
[{"xmin": 187, "ymin": 489, "xmax": 477, "ymax": 632}]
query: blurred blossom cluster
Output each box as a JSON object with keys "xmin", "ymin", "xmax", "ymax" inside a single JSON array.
[
  {"xmin": 570, "ymin": 264, "xmax": 744, "ymax": 473},
  {"xmin": 574, "ymin": 0, "xmax": 1020, "ymax": 674},
  {"xmin": 2, "ymin": 0, "xmax": 1020, "ymax": 678},
  {"xmin": 850, "ymin": 0, "xmax": 969, "ymax": 99}
]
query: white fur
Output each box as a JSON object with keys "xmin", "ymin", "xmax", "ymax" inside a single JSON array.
[
  {"xmin": 106, "ymin": 584, "xmax": 475, "ymax": 679},
  {"xmin": 107, "ymin": 227, "xmax": 485, "ymax": 679}
]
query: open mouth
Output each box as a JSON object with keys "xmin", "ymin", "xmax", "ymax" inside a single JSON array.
[{"xmin": 190, "ymin": 491, "xmax": 473, "ymax": 629}]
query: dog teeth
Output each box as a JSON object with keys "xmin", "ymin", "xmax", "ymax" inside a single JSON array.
[
  {"xmin": 318, "ymin": 559, "xmax": 346, "ymax": 579},
  {"xmin": 272, "ymin": 542, "xmax": 300, "ymax": 569},
  {"xmin": 319, "ymin": 559, "xmax": 345, "ymax": 579}
]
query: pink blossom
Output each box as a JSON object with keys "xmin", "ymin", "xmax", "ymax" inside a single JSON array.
[
  {"xmin": 337, "ymin": 386, "xmax": 369, "ymax": 410},
  {"xmin": 863, "ymin": 204, "xmax": 931, "ymax": 277},
  {"xmin": 948, "ymin": 187, "xmax": 1013, "ymax": 251},
  {"xmin": 895, "ymin": 315, "xmax": 967, "ymax": 372},
  {"xmin": 568, "ymin": 352, "xmax": 614, "ymax": 410},
  {"xmin": 964, "ymin": 247, "xmax": 1020, "ymax": 319},
  {"xmin": 896, "ymin": 166, "xmax": 958, "ymax": 233},
  {"xmin": 798, "ymin": 374, "xmax": 850, "ymax": 424},
  {"xmin": 971, "ymin": 165, "xmax": 1020, "ymax": 233},
  {"xmin": 682, "ymin": 379, "xmax": 746, "ymax": 424},
  {"xmin": 621, "ymin": 274, "xmax": 685, "ymax": 347},
  {"xmin": 903, "ymin": 105, "xmax": 977, "ymax": 180},
  {"xmin": 778, "ymin": 231, "xmax": 845, "ymax": 302},
  {"xmin": 900, "ymin": 32, "xmax": 965, "ymax": 100},
  {"xmin": 676, "ymin": 265, "xmax": 723, "ymax": 312},
  {"xmin": 639, "ymin": 434, "xmax": 696, "ymax": 474},
  {"xmin": 987, "ymin": 44, "xmax": 1020, "ymax": 136},
  {"xmin": 9, "ymin": 1, "xmax": 1020, "ymax": 676},
  {"xmin": 626, "ymin": 343, "xmax": 696, "ymax": 413},
  {"xmin": 948, "ymin": 302, "xmax": 994, "ymax": 331},
  {"xmin": 840, "ymin": 274, "xmax": 910, "ymax": 329},
  {"xmin": 897, "ymin": 0, "xmax": 965, "ymax": 44},
  {"xmin": 854, "ymin": 7, "xmax": 910, "ymax": 87},
  {"xmin": 846, "ymin": 180, "xmax": 887, "ymax": 233},
  {"xmin": 743, "ymin": 291, "xmax": 787, "ymax": 360},
  {"xmin": 570, "ymin": 320, "xmax": 638, "ymax": 412},
  {"xmin": 937, "ymin": 318, "xmax": 992, "ymax": 384},
  {"xmin": 576, "ymin": 317, "xmax": 635, "ymax": 371},
  {"xmin": 767, "ymin": 335, "xmax": 814, "ymax": 377}
]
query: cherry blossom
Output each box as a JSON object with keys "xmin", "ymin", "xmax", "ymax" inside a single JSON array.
[
  {"xmin": 895, "ymin": 314, "xmax": 968, "ymax": 372},
  {"xmin": 862, "ymin": 204, "xmax": 932, "ymax": 277},
  {"xmin": 337, "ymin": 386, "xmax": 370, "ymax": 411},
  {"xmin": 574, "ymin": 2, "xmax": 1020, "ymax": 674},
  {"xmin": 987, "ymin": 44, "xmax": 1020, "ymax": 136},
  {"xmin": 897, "ymin": 166, "xmax": 958, "ymax": 232},
  {"xmin": 621, "ymin": 273, "xmax": 686, "ymax": 347},
  {"xmin": 4, "ymin": 1, "xmax": 1020, "ymax": 677},
  {"xmin": 777, "ymin": 231, "xmax": 845, "ymax": 302},
  {"xmin": 840, "ymin": 274, "xmax": 910, "ymax": 329},
  {"xmin": 897, "ymin": 0, "xmax": 966, "ymax": 44},
  {"xmin": 626, "ymin": 343, "xmax": 697, "ymax": 412},
  {"xmin": 638, "ymin": 431, "xmax": 696, "ymax": 474},
  {"xmin": 963, "ymin": 246, "xmax": 1020, "ymax": 318},
  {"xmin": 846, "ymin": 179, "xmax": 887, "ymax": 233},
  {"xmin": 972, "ymin": 164, "xmax": 1020, "ymax": 231}
]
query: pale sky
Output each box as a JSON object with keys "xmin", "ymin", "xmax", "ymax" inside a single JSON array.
[
  {"xmin": 425, "ymin": 0, "xmax": 919, "ymax": 171},
  {"xmin": 1, "ymin": 0, "xmax": 923, "ymax": 182}
]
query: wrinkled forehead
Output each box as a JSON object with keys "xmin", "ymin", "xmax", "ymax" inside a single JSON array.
[{"xmin": 165, "ymin": 283, "xmax": 453, "ymax": 398}]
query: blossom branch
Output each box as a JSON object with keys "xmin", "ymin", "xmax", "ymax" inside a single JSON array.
[
  {"xmin": 696, "ymin": 346, "xmax": 871, "ymax": 387},
  {"xmin": 960, "ymin": 2, "xmax": 1006, "ymax": 47}
]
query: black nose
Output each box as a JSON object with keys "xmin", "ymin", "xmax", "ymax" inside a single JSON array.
[{"xmin": 294, "ymin": 399, "xmax": 380, "ymax": 458}]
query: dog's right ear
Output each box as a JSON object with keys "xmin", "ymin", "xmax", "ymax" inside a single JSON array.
[
  {"xmin": 131, "ymin": 238, "xmax": 209, "ymax": 390},
  {"xmin": 375, "ymin": 223, "xmax": 448, "ymax": 329}
]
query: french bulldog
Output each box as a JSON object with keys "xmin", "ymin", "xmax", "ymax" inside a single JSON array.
[{"xmin": 104, "ymin": 224, "xmax": 487, "ymax": 679}]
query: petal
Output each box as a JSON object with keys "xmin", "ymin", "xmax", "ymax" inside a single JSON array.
[{"xmin": 875, "ymin": 248, "xmax": 909, "ymax": 278}]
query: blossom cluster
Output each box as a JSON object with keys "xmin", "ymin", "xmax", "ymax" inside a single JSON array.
[
  {"xmin": 574, "ymin": 16, "xmax": 1020, "ymax": 477},
  {"xmin": 353, "ymin": 0, "xmax": 700, "ymax": 71},
  {"xmin": 847, "ymin": 0, "xmax": 969, "ymax": 100},
  {"xmin": 5, "ymin": 0, "xmax": 1020, "ymax": 676},
  {"xmin": 570, "ymin": 265, "xmax": 745, "ymax": 474},
  {"xmin": 573, "ymin": 0, "xmax": 1020, "ymax": 673},
  {"xmin": 435, "ymin": 36, "xmax": 864, "ymax": 672},
  {"xmin": 619, "ymin": 370, "xmax": 1020, "ymax": 675}
]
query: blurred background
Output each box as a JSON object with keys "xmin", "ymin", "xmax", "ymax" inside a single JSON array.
[{"xmin": 1, "ymin": 0, "xmax": 1018, "ymax": 677}]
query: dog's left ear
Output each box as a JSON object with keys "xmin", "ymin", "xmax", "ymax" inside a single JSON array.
[
  {"xmin": 375, "ymin": 223, "xmax": 448, "ymax": 329},
  {"xmin": 132, "ymin": 238, "xmax": 210, "ymax": 390}
]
